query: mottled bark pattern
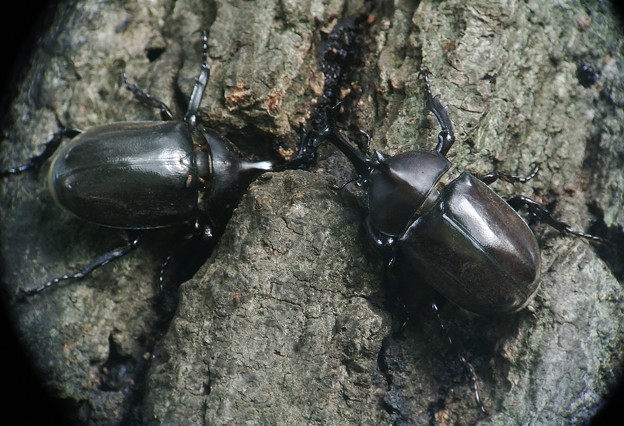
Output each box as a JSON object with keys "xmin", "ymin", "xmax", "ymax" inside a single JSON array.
[{"xmin": 0, "ymin": 0, "xmax": 622, "ymax": 424}]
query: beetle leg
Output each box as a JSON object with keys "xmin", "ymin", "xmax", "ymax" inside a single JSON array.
[
  {"xmin": 17, "ymin": 233, "xmax": 142, "ymax": 298},
  {"xmin": 507, "ymin": 195, "xmax": 607, "ymax": 243},
  {"xmin": 157, "ymin": 220, "xmax": 214, "ymax": 292},
  {"xmin": 285, "ymin": 123, "xmax": 323, "ymax": 169},
  {"xmin": 1, "ymin": 127, "xmax": 81, "ymax": 177},
  {"xmin": 364, "ymin": 217, "xmax": 396, "ymax": 253},
  {"xmin": 430, "ymin": 302, "xmax": 488, "ymax": 414},
  {"xmin": 158, "ymin": 253, "xmax": 175, "ymax": 294},
  {"xmin": 123, "ymin": 72, "xmax": 174, "ymax": 121},
  {"xmin": 419, "ymin": 70, "xmax": 455, "ymax": 155},
  {"xmin": 480, "ymin": 163, "xmax": 539, "ymax": 185},
  {"xmin": 184, "ymin": 30, "xmax": 210, "ymax": 126}
]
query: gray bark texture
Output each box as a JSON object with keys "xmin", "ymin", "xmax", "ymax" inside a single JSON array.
[{"xmin": 0, "ymin": 0, "xmax": 622, "ymax": 425}]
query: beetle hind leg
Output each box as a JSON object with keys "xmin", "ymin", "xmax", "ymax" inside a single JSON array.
[
  {"xmin": 157, "ymin": 220, "xmax": 215, "ymax": 293},
  {"xmin": 1, "ymin": 127, "xmax": 81, "ymax": 177},
  {"xmin": 16, "ymin": 233, "xmax": 141, "ymax": 298},
  {"xmin": 507, "ymin": 195, "xmax": 607, "ymax": 243},
  {"xmin": 430, "ymin": 302, "xmax": 488, "ymax": 414}
]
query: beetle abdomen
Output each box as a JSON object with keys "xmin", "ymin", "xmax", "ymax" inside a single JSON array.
[
  {"xmin": 399, "ymin": 173, "xmax": 541, "ymax": 314},
  {"xmin": 48, "ymin": 121, "xmax": 201, "ymax": 229}
]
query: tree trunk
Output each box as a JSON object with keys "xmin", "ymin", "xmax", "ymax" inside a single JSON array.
[{"xmin": 1, "ymin": 0, "xmax": 622, "ymax": 424}]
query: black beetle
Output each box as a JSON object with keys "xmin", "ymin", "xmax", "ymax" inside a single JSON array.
[
  {"xmin": 298, "ymin": 70, "xmax": 604, "ymax": 316},
  {"xmin": 1, "ymin": 31, "xmax": 274, "ymax": 295},
  {"xmin": 293, "ymin": 70, "xmax": 606, "ymax": 413}
]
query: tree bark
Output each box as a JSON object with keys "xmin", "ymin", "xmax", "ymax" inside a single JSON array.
[{"xmin": 1, "ymin": 0, "xmax": 622, "ymax": 424}]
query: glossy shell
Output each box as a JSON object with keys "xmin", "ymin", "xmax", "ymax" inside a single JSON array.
[
  {"xmin": 48, "ymin": 121, "xmax": 204, "ymax": 229},
  {"xmin": 368, "ymin": 151, "xmax": 451, "ymax": 237},
  {"xmin": 397, "ymin": 172, "xmax": 541, "ymax": 314}
]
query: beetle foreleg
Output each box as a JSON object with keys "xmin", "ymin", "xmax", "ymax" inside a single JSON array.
[
  {"xmin": 419, "ymin": 70, "xmax": 455, "ymax": 155},
  {"xmin": 1, "ymin": 127, "xmax": 81, "ymax": 177},
  {"xmin": 507, "ymin": 195, "xmax": 607, "ymax": 243},
  {"xmin": 364, "ymin": 217, "xmax": 396, "ymax": 253},
  {"xmin": 123, "ymin": 72, "xmax": 174, "ymax": 121},
  {"xmin": 17, "ymin": 233, "xmax": 142, "ymax": 298}
]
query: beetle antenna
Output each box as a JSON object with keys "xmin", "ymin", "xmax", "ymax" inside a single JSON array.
[{"xmin": 184, "ymin": 30, "xmax": 211, "ymax": 126}]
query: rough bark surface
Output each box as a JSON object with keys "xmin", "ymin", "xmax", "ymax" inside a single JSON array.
[{"xmin": 0, "ymin": 0, "xmax": 622, "ymax": 425}]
